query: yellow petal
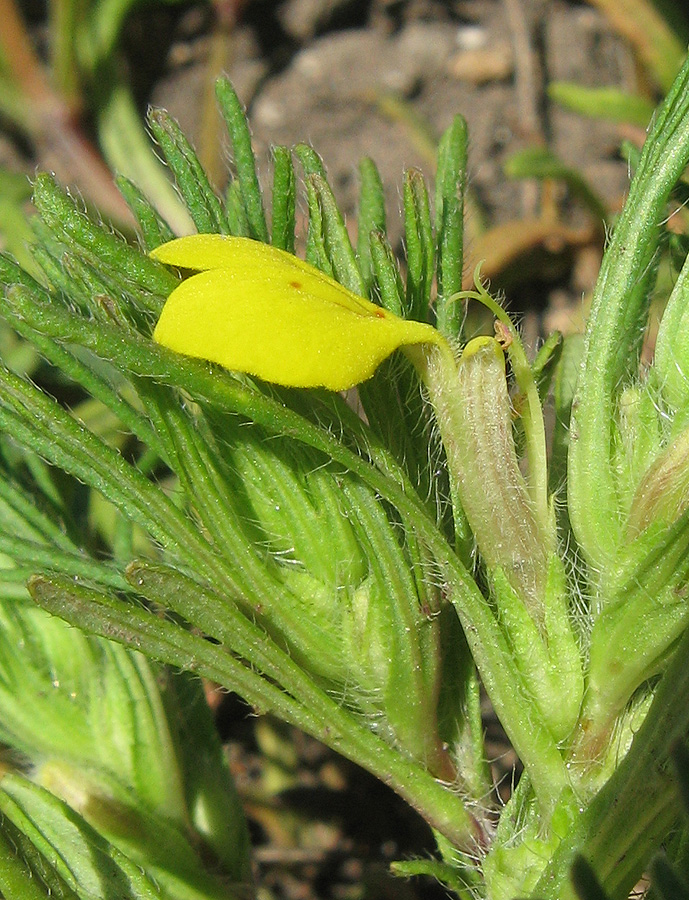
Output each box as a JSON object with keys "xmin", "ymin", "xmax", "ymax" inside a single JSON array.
[{"xmin": 151, "ymin": 235, "xmax": 447, "ymax": 391}]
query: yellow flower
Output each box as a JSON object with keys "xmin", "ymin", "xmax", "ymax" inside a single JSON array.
[{"xmin": 151, "ymin": 235, "xmax": 449, "ymax": 391}]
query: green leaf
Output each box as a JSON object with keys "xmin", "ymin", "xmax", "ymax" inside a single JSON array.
[
  {"xmin": 356, "ymin": 157, "xmax": 386, "ymax": 294},
  {"xmin": 550, "ymin": 332, "xmax": 584, "ymax": 499},
  {"xmin": 166, "ymin": 672, "xmax": 252, "ymax": 882},
  {"xmin": 0, "ymin": 354, "xmax": 224, "ymax": 590},
  {"xmin": 0, "ymin": 297, "xmax": 165, "ymax": 457},
  {"xmin": 0, "ymin": 775, "xmax": 165, "ymax": 900},
  {"xmin": 403, "ymin": 168, "xmax": 434, "ymax": 322},
  {"xmin": 270, "ymin": 145, "xmax": 295, "ymax": 253},
  {"xmin": 0, "ymin": 471, "xmax": 78, "ymax": 553},
  {"xmin": 293, "ymin": 143, "xmax": 326, "ymax": 179},
  {"xmin": 655, "ymin": 245, "xmax": 689, "ymax": 415},
  {"xmin": 116, "ymin": 175, "xmax": 176, "ymax": 250},
  {"xmin": 0, "ymin": 823, "xmax": 64, "ymax": 900},
  {"xmin": 224, "ymin": 179, "xmax": 250, "ymax": 236},
  {"xmin": 0, "ymin": 534, "xmax": 126, "ymax": 588},
  {"xmin": 294, "ymin": 145, "xmax": 331, "ymax": 272},
  {"xmin": 31, "ymin": 174, "xmax": 177, "ymax": 299},
  {"xmin": 391, "ymin": 857, "xmax": 477, "ymax": 898},
  {"xmin": 529, "ymin": 333, "xmax": 563, "ymax": 413},
  {"xmin": 307, "ymin": 173, "xmax": 366, "ymax": 297},
  {"xmin": 369, "ymin": 230, "xmax": 404, "ymax": 316},
  {"xmin": 147, "ymin": 109, "xmax": 228, "ymax": 236},
  {"xmin": 435, "ymin": 115, "xmax": 467, "ymax": 340},
  {"xmin": 215, "ymin": 79, "xmax": 269, "ymax": 243}
]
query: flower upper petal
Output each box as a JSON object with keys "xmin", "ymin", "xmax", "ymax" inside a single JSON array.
[{"xmin": 151, "ymin": 235, "xmax": 448, "ymax": 391}]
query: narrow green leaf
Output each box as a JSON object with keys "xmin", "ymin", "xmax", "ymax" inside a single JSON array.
[
  {"xmin": 403, "ymin": 169, "xmax": 434, "ymax": 322},
  {"xmin": 20, "ymin": 451, "xmax": 68, "ymax": 520},
  {"xmin": 29, "ymin": 243, "xmax": 79, "ymax": 300},
  {"xmin": 61, "ymin": 251, "xmax": 134, "ymax": 326},
  {"xmin": 139, "ymin": 394, "xmax": 282, "ymax": 606},
  {"xmin": 532, "ymin": 330, "xmax": 563, "ymax": 403},
  {"xmin": 221, "ymin": 425, "xmax": 365, "ymax": 587},
  {"xmin": 294, "ymin": 145, "xmax": 330, "ymax": 271},
  {"xmin": 654, "ymin": 247, "xmax": 689, "ymax": 414},
  {"xmin": 270, "ymin": 146, "xmax": 295, "ymax": 253},
  {"xmin": 391, "ymin": 858, "xmax": 476, "ymax": 899},
  {"xmin": 0, "ymin": 775, "xmax": 163, "ymax": 900},
  {"xmin": 224, "ymin": 179, "xmax": 250, "ymax": 236},
  {"xmin": 0, "ymin": 475, "xmax": 77, "ymax": 553},
  {"xmin": 126, "ymin": 561, "xmax": 337, "ymax": 713},
  {"xmin": 215, "ymin": 79, "xmax": 269, "ymax": 243},
  {"xmin": 29, "ymin": 572, "xmax": 309, "ymax": 729},
  {"xmin": 0, "ymin": 823, "xmax": 61, "ymax": 900},
  {"xmin": 0, "ymin": 534, "xmax": 127, "ymax": 589},
  {"xmin": 293, "ymin": 143, "xmax": 326, "ymax": 178},
  {"xmin": 308, "ymin": 173, "xmax": 366, "ymax": 296},
  {"xmin": 115, "ymin": 175, "xmax": 176, "ymax": 250},
  {"xmin": 167, "ymin": 672, "xmax": 253, "ymax": 882},
  {"xmin": 435, "ymin": 115, "xmax": 467, "ymax": 340},
  {"xmin": 0, "ymin": 253, "xmax": 48, "ymax": 296},
  {"xmin": 147, "ymin": 109, "xmax": 228, "ymax": 236},
  {"xmin": 302, "ymin": 174, "xmax": 332, "ymax": 274},
  {"xmin": 357, "ymin": 158, "xmax": 386, "ymax": 294},
  {"xmin": 369, "ymin": 230, "xmax": 404, "ymax": 315},
  {"xmin": 338, "ymin": 478, "xmax": 447, "ymax": 771},
  {"xmin": 32, "ymin": 173, "xmax": 177, "ymax": 297},
  {"xmin": 550, "ymin": 333, "xmax": 584, "ymax": 499}
]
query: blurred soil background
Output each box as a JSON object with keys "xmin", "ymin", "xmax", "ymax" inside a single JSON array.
[{"xmin": 1, "ymin": 0, "xmax": 688, "ymax": 897}]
